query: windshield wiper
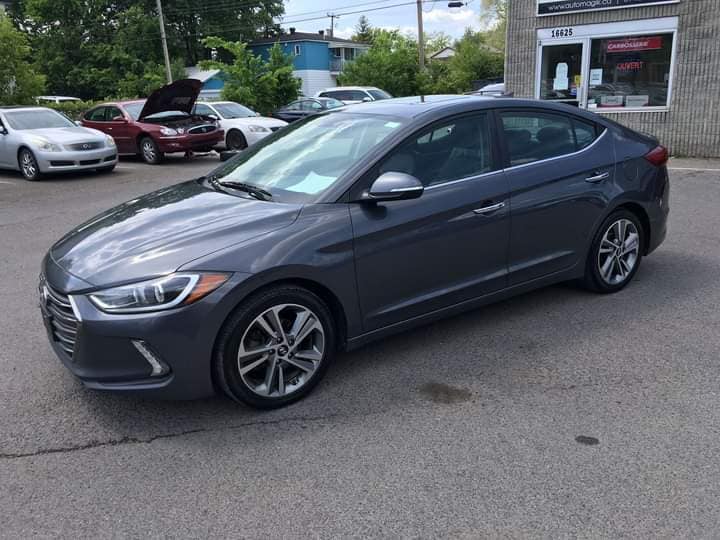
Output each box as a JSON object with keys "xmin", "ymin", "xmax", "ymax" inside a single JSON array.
[{"xmin": 204, "ymin": 175, "xmax": 272, "ymax": 201}]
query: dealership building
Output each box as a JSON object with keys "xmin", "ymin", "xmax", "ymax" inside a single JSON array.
[{"xmin": 505, "ymin": 0, "xmax": 720, "ymax": 157}]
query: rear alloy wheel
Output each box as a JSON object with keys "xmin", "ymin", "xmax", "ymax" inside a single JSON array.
[
  {"xmin": 139, "ymin": 136, "xmax": 162, "ymax": 165},
  {"xmin": 214, "ymin": 286, "xmax": 336, "ymax": 409},
  {"xmin": 226, "ymin": 130, "xmax": 248, "ymax": 151},
  {"xmin": 19, "ymin": 148, "xmax": 42, "ymax": 181},
  {"xmin": 583, "ymin": 210, "xmax": 644, "ymax": 293}
]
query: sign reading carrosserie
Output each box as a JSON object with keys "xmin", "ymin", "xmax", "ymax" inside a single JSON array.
[
  {"xmin": 607, "ymin": 36, "xmax": 662, "ymax": 52},
  {"xmin": 537, "ymin": 0, "xmax": 678, "ymax": 16}
]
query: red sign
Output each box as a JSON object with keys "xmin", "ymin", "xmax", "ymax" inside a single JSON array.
[{"xmin": 607, "ymin": 36, "xmax": 662, "ymax": 53}]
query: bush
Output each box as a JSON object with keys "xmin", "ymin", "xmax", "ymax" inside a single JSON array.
[{"xmin": 43, "ymin": 100, "xmax": 100, "ymax": 120}]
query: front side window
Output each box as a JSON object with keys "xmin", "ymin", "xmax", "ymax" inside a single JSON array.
[
  {"xmin": 86, "ymin": 107, "xmax": 107, "ymax": 122},
  {"xmin": 4, "ymin": 109, "xmax": 75, "ymax": 130},
  {"xmin": 588, "ymin": 33, "xmax": 673, "ymax": 109},
  {"xmin": 379, "ymin": 114, "xmax": 494, "ymax": 187},
  {"xmin": 501, "ymin": 111, "xmax": 585, "ymax": 166},
  {"xmin": 106, "ymin": 106, "xmax": 123, "ymax": 121},
  {"xmin": 212, "ymin": 103, "xmax": 255, "ymax": 118},
  {"xmin": 207, "ymin": 113, "xmax": 405, "ymax": 202}
]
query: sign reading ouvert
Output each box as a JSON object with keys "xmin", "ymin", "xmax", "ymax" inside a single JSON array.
[{"xmin": 537, "ymin": 0, "xmax": 678, "ymax": 16}]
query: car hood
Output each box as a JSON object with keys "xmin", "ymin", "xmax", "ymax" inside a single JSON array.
[
  {"xmin": 23, "ymin": 127, "xmax": 106, "ymax": 145},
  {"xmin": 223, "ymin": 116, "xmax": 287, "ymax": 129},
  {"xmin": 138, "ymin": 79, "xmax": 202, "ymax": 121},
  {"xmin": 50, "ymin": 180, "xmax": 301, "ymax": 288}
]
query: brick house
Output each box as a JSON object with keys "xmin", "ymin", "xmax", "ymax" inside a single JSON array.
[{"xmin": 505, "ymin": 0, "xmax": 720, "ymax": 157}]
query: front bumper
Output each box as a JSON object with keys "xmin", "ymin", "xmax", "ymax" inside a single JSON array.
[
  {"xmin": 156, "ymin": 130, "xmax": 225, "ymax": 153},
  {"xmin": 39, "ymin": 257, "xmax": 251, "ymax": 399},
  {"xmin": 36, "ymin": 147, "xmax": 118, "ymax": 173}
]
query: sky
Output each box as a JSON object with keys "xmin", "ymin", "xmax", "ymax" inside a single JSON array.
[{"xmin": 280, "ymin": 0, "xmax": 485, "ymax": 40}]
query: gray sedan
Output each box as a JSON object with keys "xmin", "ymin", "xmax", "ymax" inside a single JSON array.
[{"xmin": 0, "ymin": 106, "xmax": 117, "ymax": 180}]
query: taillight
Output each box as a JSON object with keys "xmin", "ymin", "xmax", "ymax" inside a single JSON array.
[{"xmin": 645, "ymin": 145, "xmax": 669, "ymax": 167}]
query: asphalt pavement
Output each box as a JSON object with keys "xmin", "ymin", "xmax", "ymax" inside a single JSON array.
[{"xmin": 1, "ymin": 154, "xmax": 719, "ymax": 538}]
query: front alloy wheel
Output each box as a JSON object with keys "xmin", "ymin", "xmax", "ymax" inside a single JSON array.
[
  {"xmin": 584, "ymin": 210, "xmax": 644, "ymax": 293},
  {"xmin": 215, "ymin": 286, "xmax": 336, "ymax": 409},
  {"xmin": 19, "ymin": 148, "xmax": 41, "ymax": 181},
  {"xmin": 140, "ymin": 137, "xmax": 162, "ymax": 165}
]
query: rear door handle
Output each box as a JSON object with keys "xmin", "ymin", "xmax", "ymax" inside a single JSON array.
[
  {"xmin": 473, "ymin": 201, "xmax": 506, "ymax": 215},
  {"xmin": 585, "ymin": 171, "xmax": 609, "ymax": 183}
]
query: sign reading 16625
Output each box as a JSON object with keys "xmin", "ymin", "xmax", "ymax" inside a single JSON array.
[{"xmin": 537, "ymin": 0, "xmax": 678, "ymax": 16}]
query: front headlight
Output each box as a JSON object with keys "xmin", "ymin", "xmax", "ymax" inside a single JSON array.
[
  {"xmin": 160, "ymin": 127, "xmax": 178, "ymax": 136},
  {"xmin": 88, "ymin": 272, "xmax": 230, "ymax": 313},
  {"xmin": 248, "ymin": 125, "xmax": 270, "ymax": 133},
  {"xmin": 33, "ymin": 139, "xmax": 62, "ymax": 152},
  {"xmin": 105, "ymin": 134, "xmax": 116, "ymax": 148}
]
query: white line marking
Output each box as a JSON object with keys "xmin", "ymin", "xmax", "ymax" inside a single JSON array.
[
  {"xmin": 668, "ymin": 167, "xmax": 720, "ymax": 172},
  {"xmin": 0, "ymin": 180, "xmax": 15, "ymax": 184}
]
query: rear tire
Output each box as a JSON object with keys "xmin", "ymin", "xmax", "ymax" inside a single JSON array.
[
  {"xmin": 18, "ymin": 148, "xmax": 42, "ymax": 181},
  {"xmin": 582, "ymin": 209, "xmax": 644, "ymax": 293},
  {"xmin": 214, "ymin": 285, "xmax": 336, "ymax": 409},
  {"xmin": 139, "ymin": 136, "xmax": 162, "ymax": 165},
  {"xmin": 226, "ymin": 129, "xmax": 248, "ymax": 151}
]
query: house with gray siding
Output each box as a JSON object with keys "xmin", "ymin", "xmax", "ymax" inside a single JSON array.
[{"xmin": 505, "ymin": 0, "xmax": 720, "ymax": 157}]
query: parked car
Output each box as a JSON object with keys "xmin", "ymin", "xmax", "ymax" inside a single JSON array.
[
  {"xmin": 315, "ymin": 86, "xmax": 392, "ymax": 104},
  {"xmin": 272, "ymin": 97, "xmax": 344, "ymax": 123},
  {"xmin": 36, "ymin": 96, "xmax": 83, "ymax": 104},
  {"xmin": 466, "ymin": 82, "xmax": 506, "ymax": 97},
  {"xmin": 0, "ymin": 106, "xmax": 117, "ymax": 181},
  {"xmin": 40, "ymin": 95, "xmax": 669, "ymax": 408},
  {"xmin": 192, "ymin": 101, "xmax": 287, "ymax": 150},
  {"xmin": 81, "ymin": 79, "xmax": 224, "ymax": 164}
]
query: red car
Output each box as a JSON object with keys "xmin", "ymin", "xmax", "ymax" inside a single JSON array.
[{"xmin": 81, "ymin": 79, "xmax": 224, "ymax": 164}]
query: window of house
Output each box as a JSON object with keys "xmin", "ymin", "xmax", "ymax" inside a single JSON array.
[
  {"xmin": 501, "ymin": 111, "xmax": 591, "ymax": 166},
  {"xmin": 587, "ymin": 33, "xmax": 673, "ymax": 109},
  {"xmin": 294, "ymin": 44, "xmax": 301, "ymax": 56},
  {"xmin": 380, "ymin": 114, "xmax": 494, "ymax": 187}
]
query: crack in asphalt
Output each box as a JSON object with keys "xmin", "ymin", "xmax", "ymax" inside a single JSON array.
[{"xmin": 0, "ymin": 413, "xmax": 338, "ymax": 461}]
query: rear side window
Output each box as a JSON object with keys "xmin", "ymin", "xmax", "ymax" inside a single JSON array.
[
  {"xmin": 85, "ymin": 107, "xmax": 107, "ymax": 122},
  {"xmin": 193, "ymin": 103, "xmax": 214, "ymax": 116},
  {"xmin": 501, "ymin": 111, "xmax": 597, "ymax": 166}
]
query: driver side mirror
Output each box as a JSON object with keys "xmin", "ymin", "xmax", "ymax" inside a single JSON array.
[
  {"xmin": 362, "ymin": 97, "xmax": 372, "ymax": 102},
  {"xmin": 363, "ymin": 172, "xmax": 424, "ymax": 202},
  {"xmin": 111, "ymin": 115, "xmax": 127, "ymax": 123}
]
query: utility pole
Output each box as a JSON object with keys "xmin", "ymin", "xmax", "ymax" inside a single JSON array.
[
  {"xmin": 327, "ymin": 13, "xmax": 339, "ymax": 38},
  {"xmin": 416, "ymin": 0, "xmax": 425, "ymax": 70},
  {"xmin": 156, "ymin": 0, "xmax": 173, "ymax": 84}
]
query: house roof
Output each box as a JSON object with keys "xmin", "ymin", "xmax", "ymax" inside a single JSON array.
[
  {"xmin": 185, "ymin": 66, "xmax": 221, "ymax": 83},
  {"xmin": 249, "ymin": 31, "xmax": 368, "ymax": 47},
  {"xmin": 430, "ymin": 46, "xmax": 456, "ymax": 60}
]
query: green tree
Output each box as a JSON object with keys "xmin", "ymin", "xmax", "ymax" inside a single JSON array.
[
  {"xmin": 0, "ymin": 13, "xmax": 45, "ymax": 105},
  {"xmin": 338, "ymin": 30, "xmax": 424, "ymax": 97},
  {"xmin": 480, "ymin": 0, "xmax": 507, "ymax": 52},
  {"xmin": 352, "ymin": 15, "xmax": 373, "ymax": 44},
  {"xmin": 200, "ymin": 38, "xmax": 300, "ymax": 115}
]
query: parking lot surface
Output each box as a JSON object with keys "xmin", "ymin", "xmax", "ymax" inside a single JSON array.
[{"xmin": 1, "ymin": 156, "xmax": 719, "ymax": 537}]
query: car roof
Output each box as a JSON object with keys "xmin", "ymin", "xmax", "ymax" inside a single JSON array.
[{"xmin": 319, "ymin": 86, "xmax": 379, "ymax": 92}]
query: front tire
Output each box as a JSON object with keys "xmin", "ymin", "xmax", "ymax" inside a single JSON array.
[
  {"xmin": 139, "ymin": 136, "xmax": 162, "ymax": 165},
  {"xmin": 226, "ymin": 129, "xmax": 248, "ymax": 151},
  {"xmin": 214, "ymin": 285, "xmax": 336, "ymax": 409},
  {"xmin": 18, "ymin": 148, "xmax": 42, "ymax": 181},
  {"xmin": 583, "ymin": 209, "xmax": 644, "ymax": 293}
]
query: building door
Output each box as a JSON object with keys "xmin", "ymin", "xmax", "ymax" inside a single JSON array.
[{"xmin": 537, "ymin": 42, "xmax": 587, "ymax": 107}]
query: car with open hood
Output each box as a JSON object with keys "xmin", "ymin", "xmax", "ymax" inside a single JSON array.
[
  {"xmin": 81, "ymin": 79, "xmax": 224, "ymax": 164},
  {"xmin": 0, "ymin": 106, "xmax": 117, "ymax": 181}
]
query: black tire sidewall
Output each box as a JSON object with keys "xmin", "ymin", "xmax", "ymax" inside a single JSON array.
[
  {"xmin": 214, "ymin": 286, "xmax": 336, "ymax": 409},
  {"xmin": 227, "ymin": 130, "xmax": 247, "ymax": 150},
  {"xmin": 586, "ymin": 209, "xmax": 644, "ymax": 293},
  {"xmin": 19, "ymin": 149, "xmax": 41, "ymax": 181},
  {"xmin": 140, "ymin": 137, "xmax": 162, "ymax": 164}
]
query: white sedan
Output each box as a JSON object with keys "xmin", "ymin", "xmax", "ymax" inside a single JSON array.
[{"xmin": 192, "ymin": 101, "xmax": 287, "ymax": 150}]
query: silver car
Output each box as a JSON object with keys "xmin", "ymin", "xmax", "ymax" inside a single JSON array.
[{"xmin": 0, "ymin": 106, "xmax": 118, "ymax": 181}]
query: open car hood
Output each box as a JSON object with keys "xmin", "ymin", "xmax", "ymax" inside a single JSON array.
[{"xmin": 138, "ymin": 79, "xmax": 202, "ymax": 121}]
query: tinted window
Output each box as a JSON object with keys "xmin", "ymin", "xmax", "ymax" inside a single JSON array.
[
  {"xmin": 285, "ymin": 101, "xmax": 302, "ymax": 111},
  {"xmin": 501, "ymin": 111, "xmax": 580, "ymax": 166},
  {"xmin": 301, "ymin": 100, "xmax": 322, "ymax": 111},
  {"xmin": 368, "ymin": 89, "xmax": 392, "ymax": 100},
  {"xmin": 106, "ymin": 106, "xmax": 123, "ymax": 121},
  {"xmin": 380, "ymin": 114, "xmax": 494, "ymax": 187},
  {"xmin": 573, "ymin": 119, "xmax": 598, "ymax": 150},
  {"xmin": 86, "ymin": 107, "xmax": 107, "ymax": 121}
]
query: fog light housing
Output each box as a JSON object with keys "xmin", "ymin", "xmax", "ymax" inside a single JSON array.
[{"xmin": 132, "ymin": 340, "xmax": 169, "ymax": 377}]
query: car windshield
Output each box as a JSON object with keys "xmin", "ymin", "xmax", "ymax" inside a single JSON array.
[
  {"xmin": 123, "ymin": 102, "xmax": 189, "ymax": 121},
  {"xmin": 368, "ymin": 89, "xmax": 392, "ymax": 100},
  {"xmin": 213, "ymin": 102, "xmax": 255, "ymax": 119},
  {"xmin": 208, "ymin": 112, "xmax": 405, "ymax": 203},
  {"xmin": 322, "ymin": 98, "xmax": 345, "ymax": 109},
  {"xmin": 4, "ymin": 109, "xmax": 75, "ymax": 130}
]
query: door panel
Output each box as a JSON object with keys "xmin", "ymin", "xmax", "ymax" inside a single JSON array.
[
  {"xmin": 105, "ymin": 106, "xmax": 133, "ymax": 153},
  {"xmin": 500, "ymin": 111, "xmax": 615, "ymax": 285}
]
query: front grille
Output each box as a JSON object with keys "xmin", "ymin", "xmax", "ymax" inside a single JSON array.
[
  {"xmin": 79, "ymin": 159, "xmax": 101, "ymax": 166},
  {"xmin": 188, "ymin": 124, "xmax": 217, "ymax": 135},
  {"xmin": 50, "ymin": 160, "xmax": 74, "ymax": 167},
  {"xmin": 66, "ymin": 141, "xmax": 103, "ymax": 151},
  {"xmin": 42, "ymin": 282, "xmax": 78, "ymax": 358}
]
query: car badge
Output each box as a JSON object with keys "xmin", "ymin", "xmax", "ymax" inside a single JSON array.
[{"xmin": 82, "ymin": 143, "xmax": 90, "ymax": 149}]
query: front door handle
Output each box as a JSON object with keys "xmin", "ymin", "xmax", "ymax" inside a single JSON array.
[
  {"xmin": 585, "ymin": 171, "xmax": 609, "ymax": 183},
  {"xmin": 473, "ymin": 201, "xmax": 506, "ymax": 215}
]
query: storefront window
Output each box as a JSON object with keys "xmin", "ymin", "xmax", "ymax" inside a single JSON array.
[{"xmin": 587, "ymin": 33, "xmax": 673, "ymax": 109}]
